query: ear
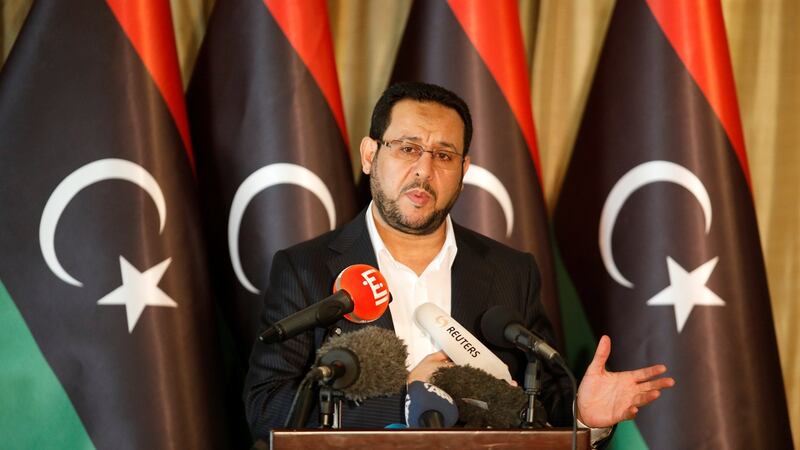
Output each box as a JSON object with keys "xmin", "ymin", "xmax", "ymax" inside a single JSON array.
[
  {"xmin": 460, "ymin": 155, "xmax": 471, "ymax": 190},
  {"xmin": 360, "ymin": 137, "xmax": 379, "ymax": 175}
]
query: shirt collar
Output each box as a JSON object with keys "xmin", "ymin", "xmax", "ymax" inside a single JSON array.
[{"xmin": 365, "ymin": 201, "xmax": 458, "ymax": 273}]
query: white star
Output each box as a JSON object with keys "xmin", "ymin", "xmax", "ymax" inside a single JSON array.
[
  {"xmin": 97, "ymin": 256, "xmax": 177, "ymax": 333},
  {"xmin": 646, "ymin": 256, "xmax": 725, "ymax": 333}
]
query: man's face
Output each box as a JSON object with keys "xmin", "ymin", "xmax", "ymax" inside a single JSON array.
[{"xmin": 360, "ymin": 99, "xmax": 470, "ymax": 235}]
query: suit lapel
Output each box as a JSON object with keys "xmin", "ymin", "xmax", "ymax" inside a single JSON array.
[
  {"xmin": 451, "ymin": 224, "xmax": 494, "ymax": 334},
  {"xmin": 327, "ymin": 209, "xmax": 395, "ymax": 332},
  {"xmin": 326, "ymin": 213, "xmax": 493, "ymax": 336}
]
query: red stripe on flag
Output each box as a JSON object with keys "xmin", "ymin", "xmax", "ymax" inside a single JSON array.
[
  {"xmin": 447, "ymin": 0, "xmax": 542, "ymax": 183},
  {"xmin": 645, "ymin": 0, "xmax": 750, "ymax": 186},
  {"xmin": 105, "ymin": 0, "xmax": 195, "ymax": 169},
  {"xmin": 264, "ymin": 0, "xmax": 349, "ymax": 149}
]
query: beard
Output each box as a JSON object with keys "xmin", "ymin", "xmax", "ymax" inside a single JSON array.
[{"xmin": 370, "ymin": 157, "xmax": 462, "ymax": 236}]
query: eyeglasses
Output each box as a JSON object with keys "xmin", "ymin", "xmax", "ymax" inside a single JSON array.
[{"xmin": 376, "ymin": 139, "xmax": 465, "ymax": 171}]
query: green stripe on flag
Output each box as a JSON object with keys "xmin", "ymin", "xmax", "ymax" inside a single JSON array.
[
  {"xmin": 0, "ymin": 280, "xmax": 94, "ymax": 449},
  {"xmin": 609, "ymin": 420, "xmax": 649, "ymax": 450},
  {"xmin": 552, "ymin": 235, "xmax": 650, "ymax": 450}
]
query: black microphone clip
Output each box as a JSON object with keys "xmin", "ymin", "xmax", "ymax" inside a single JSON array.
[
  {"xmin": 311, "ymin": 348, "xmax": 360, "ymax": 389},
  {"xmin": 504, "ymin": 323, "xmax": 561, "ymax": 362}
]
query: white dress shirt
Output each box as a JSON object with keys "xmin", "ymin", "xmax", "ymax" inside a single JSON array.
[{"xmin": 365, "ymin": 202, "xmax": 458, "ymax": 369}]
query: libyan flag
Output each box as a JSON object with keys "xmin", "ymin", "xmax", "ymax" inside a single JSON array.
[
  {"xmin": 554, "ymin": 0, "xmax": 793, "ymax": 449},
  {"xmin": 0, "ymin": 0, "xmax": 229, "ymax": 448},
  {"xmin": 187, "ymin": 0, "xmax": 358, "ymax": 359}
]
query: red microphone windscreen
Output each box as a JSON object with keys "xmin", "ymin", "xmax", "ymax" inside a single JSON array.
[{"xmin": 333, "ymin": 264, "xmax": 391, "ymax": 323}]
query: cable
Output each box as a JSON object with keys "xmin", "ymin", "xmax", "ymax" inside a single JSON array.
[
  {"xmin": 555, "ymin": 357, "xmax": 578, "ymax": 450},
  {"xmin": 284, "ymin": 372, "xmax": 315, "ymax": 428}
]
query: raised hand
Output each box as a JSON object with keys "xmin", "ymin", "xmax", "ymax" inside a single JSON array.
[{"xmin": 576, "ymin": 335, "xmax": 675, "ymax": 428}]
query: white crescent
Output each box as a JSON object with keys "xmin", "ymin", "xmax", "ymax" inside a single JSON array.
[
  {"xmin": 229, "ymin": 163, "xmax": 336, "ymax": 294},
  {"xmin": 463, "ymin": 164, "xmax": 514, "ymax": 237},
  {"xmin": 599, "ymin": 160, "xmax": 712, "ymax": 288},
  {"xmin": 39, "ymin": 159, "xmax": 166, "ymax": 287}
]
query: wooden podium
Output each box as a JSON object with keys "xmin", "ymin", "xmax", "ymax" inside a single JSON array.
[{"xmin": 267, "ymin": 428, "xmax": 590, "ymax": 449}]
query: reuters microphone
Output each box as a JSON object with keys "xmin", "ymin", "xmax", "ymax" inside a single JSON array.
[
  {"xmin": 259, "ymin": 264, "xmax": 391, "ymax": 343},
  {"xmin": 414, "ymin": 303, "xmax": 513, "ymax": 383}
]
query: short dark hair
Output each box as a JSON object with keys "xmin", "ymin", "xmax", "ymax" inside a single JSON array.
[{"xmin": 369, "ymin": 81, "xmax": 473, "ymax": 155}]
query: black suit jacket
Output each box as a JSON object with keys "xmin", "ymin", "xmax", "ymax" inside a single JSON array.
[{"xmin": 244, "ymin": 210, "xmax": 572, "ymax": 438}]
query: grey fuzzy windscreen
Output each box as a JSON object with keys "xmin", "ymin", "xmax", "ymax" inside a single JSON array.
[
  {"xmin": 431, "ymin": 365, "xmax": 528, "ymax": 428},
  {"xmin": 316, "ymin": 326, "xmax": 408, "ymax": 401}
]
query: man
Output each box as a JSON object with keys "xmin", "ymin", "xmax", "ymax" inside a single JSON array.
[{"xmin": 244, "ymin": 82, "xmax": 674, "ymax": 437}]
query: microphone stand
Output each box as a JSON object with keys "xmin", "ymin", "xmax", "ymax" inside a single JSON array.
[
  {"xmin": 521, "ymin": 355, "xmax": 542, "ymax": 428},
  {"xmin": 318, "ymin": 325, "xmax": 345, "ymax": 429},
  {"xmin": 318, "ymin": 385, "xmax": 344, "ymax": 428},
  {"xmin": 284, "ymin": 325, "xmax": 345, "ymax": 428}
]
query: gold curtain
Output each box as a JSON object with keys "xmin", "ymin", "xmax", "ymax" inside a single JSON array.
[
  {"xmin": 2, "ymin": 0, "xmax": 797, "ymax": 443},
  {"xmin": 0, "ymin": 0, "xmax": 31, "ymax": 67},
  {"xmin": 328, "ymin": 0, "xmax": 412, "ymax": 176},
  {"xmin": 526, "ymin": 0, "xmax": 615, "ymax": 207},
  {"xmin": 170, "ymin": 0, "xmax": 214, "ymax": 88},
  {"xmin": 722, "ymin": 0, "xmax": 800, "ymax": 439}
]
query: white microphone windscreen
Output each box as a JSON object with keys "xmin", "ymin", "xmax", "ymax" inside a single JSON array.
[{"xmin": 413, "ymin": 303, "xmax": 513, "ymax": 383}]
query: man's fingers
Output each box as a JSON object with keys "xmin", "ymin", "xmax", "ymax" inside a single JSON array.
[
  {"xmin": 621, "ymin": 406, "xmax": 639, "ymax": 421},
  {"xmin": 638, "ymin": 377, "xmax": 675, "ymax": 392},
  {"xmin": 430, "ymin": 350, "xmax": 449, "ymax": 359},
  {"xmin": 424, "ymin": 350, "xmax": 451, "ymax": 362},
  {"xmin": 632, "ymin": 389, "xmax": 661, "ymax": 408},
  {"xmin": 586, "ymin": 335, "xmax": 612, "ymax": 374},
  {"xmin": 633, "ymin": 364, "xmax": 668, "ymax": 381},
  {"xmin": 408, "ymin": 351, "xmax": 455, "ymax": 383}
]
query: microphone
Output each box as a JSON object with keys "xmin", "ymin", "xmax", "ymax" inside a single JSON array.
[
  {"xmin": 405, "ymin": 381, "xmax": 459, "ymax": 428},
  {"xmin": 480, "ymin": 305, "xmax": 579, "ymax": 447},
  {"xmin": 414, "ymin": 303, "xmax": 513, "ymax": 383},
  {"xmin": 259, "ymin": 264, "xmax": 391, "ymax": 343},
  {"xmin": 480, "ymin": 305, "xmax": 561, "ymax": 362},
  {"xmin": 431, "ymin": 365, "xmax": 533, "ymax": 429},
  {"xmin": 333, "ymin": 264, "xmax": 391, "ymax": 323},
  {"xmin": 312, "ymin": 326, "xmax": 408, "ymax": 401}
]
